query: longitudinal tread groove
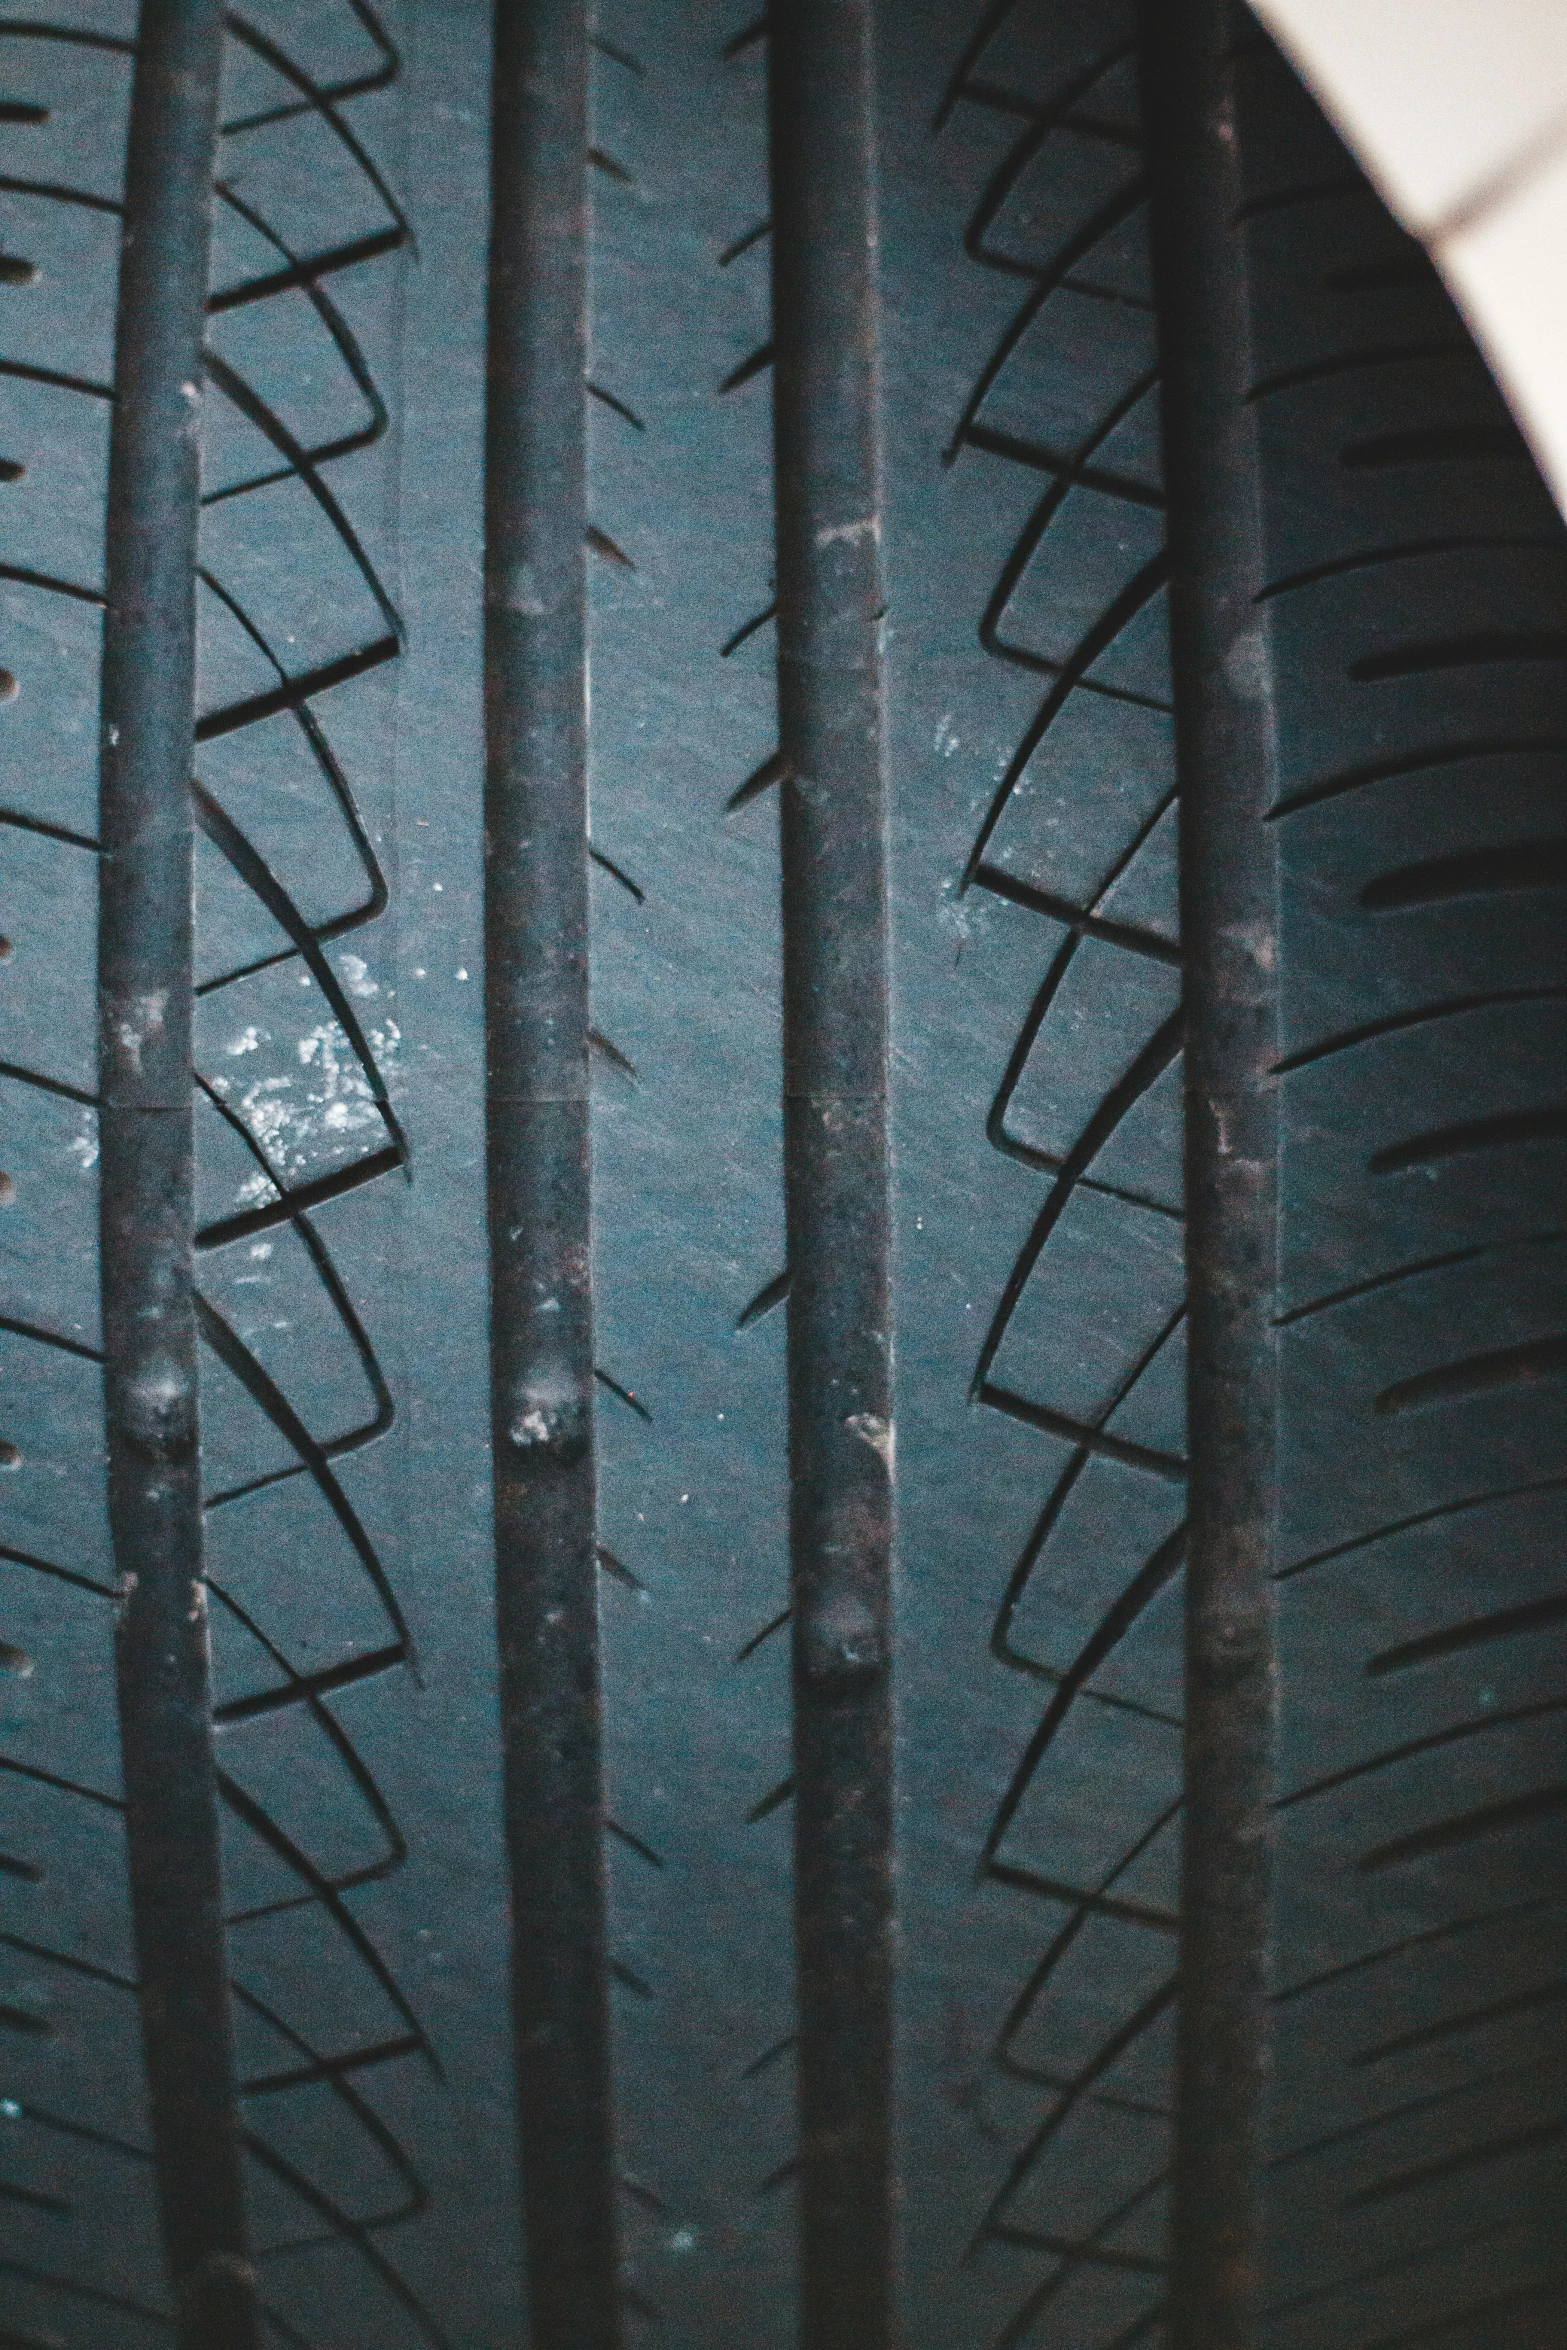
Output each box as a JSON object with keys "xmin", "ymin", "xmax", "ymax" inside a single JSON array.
[
  {"xmin": 484, "ymin": 0, "xmax": 620, "ymax": 2342},
  {"xmin": 932, "ymin": 10, "xmax": 1567, "ymax": 2344},
  {"xmin": 95, "ymin": 4, "xmax": 254, "ymax": 2338},
  {"xmin": 0, "ymin": 3, "xmax": 529, "ymax": 2336},
  {"xmin": 7, "ymin": 6, "xmax": 1566, "ymax": 2340},
  {"xmin": 1222, "ymin": 19, "xmax": 1567, "ymax": 2349},
  {"xmin": 1137, "ymin": 7, "xmax": 1284, "ymax": 2342},
  {"xmin": 769, "ymin": 3, "xmax": 894, "ymax": 2339}
]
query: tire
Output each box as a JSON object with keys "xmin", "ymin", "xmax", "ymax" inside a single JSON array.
[{"xmin": 0, "ymin": 3, "xmax": 1562, "ymax": 2348}]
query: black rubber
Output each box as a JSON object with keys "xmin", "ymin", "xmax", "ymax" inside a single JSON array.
[
  {"xmin": 1, "ymin": 3, "xmax": 1563, "ymax": 2347},
  {"xmin": 98, "ymin": 4, "xmax": 254, "ymax": 2339},
  {"xmin": 485, "ymin": 4, "xmax": 620, "ymax": 2343}
]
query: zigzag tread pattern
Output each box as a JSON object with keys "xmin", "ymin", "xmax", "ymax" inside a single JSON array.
[
  {"xmin": 937, "ymin": 8, "xmax": 1183, "ymax": 2345},
  {"xmin": 0, "ymin": 6, "xmax": 454, "ymax": 2340},
  {"xmin": 938, "ymin": 11, "xmax": 1567, "ymax": 2344}
]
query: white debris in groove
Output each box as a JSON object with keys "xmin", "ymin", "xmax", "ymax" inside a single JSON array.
[
  {"xmin": 846, "ymin": 1411, "xmax": 894, "ymax": 1468},
  {"xmin": 224, "ymin": 1019, "xmax": 402, "ymax": 1189},
  {"xmin": 337, "ymin": 952, "xmax": 379, "ymax": 1000}
]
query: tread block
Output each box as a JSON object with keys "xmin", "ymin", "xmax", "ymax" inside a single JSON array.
[
  {"xmin": 1006, "ymin": 1448, "xmax": 1184, "ymax": 1681},
  {"xmin": 998, "ymin": 481, "xmax": 1165, "ymax": 671},
  {"xmin": 0, "ymin": 829, "xmax": 96, "ymax": 1093},
  {"xmin": 1279, "ymin": 750, "xmax": 1567, "ymax": 1057},
  {"xmin": 0, "ymin": 377, "xmax": 109, "ymax": 590},
  {"xmin": 997, "ymin": 1693, "xmax": 1183, "ymax": 1910},
  {"xmin": 0, "ymin": 1083, "xmax": 99, "ymax": 1348},
  {"xmin": 1279, "ymin": 1010, "xmax": 1567, "ymax": 1312},
  {"xmin": 961, "ymin": 0, "xmax": 1136, "ymax": 120},
  {"xmin": 978, "ymin": 288, "xmax": 1158, "ymax": 462},
  {"xmin": 982, "ymin": 128, "xmax": 1144, "ymax": 282},
  {"xmin": 1003, "ymin": 932, "xmax": 1181, "ymax": 1164},
  {"xmin": 1256, "ymin": 352, "xmax": 1561, "ymax": 581},
  {"xmin": 985, "ymin": 683, "xmax": 1175, "ymax": 906},
  {"xmin": 990, "ymin": 1182, "xmax": 1185, "ymax": 1430},
  {"xmin": 0, "ymin": 582, "xmax": 101, "ymax": 837},
  {"xmin": 1266, "ymin": 543, "xmax": 1567, "ymax": 809}
]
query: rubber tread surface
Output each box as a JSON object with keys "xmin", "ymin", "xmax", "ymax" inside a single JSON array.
[
  {"xmin": 2, "ymin": 5, "xmax": 523, "ymax": 2341},
  {"xmin": 1, "ymin": 4, "xmax": 1563, "ymax": 2344},
  {"xmin": 884, "ymin": 7, "xmax": 1565, "ymax": 2348}
]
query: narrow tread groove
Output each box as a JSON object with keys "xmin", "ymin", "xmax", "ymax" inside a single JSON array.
[
  {"xmin": 1284, "ymin": 1487, "xmax": 1567, "ymax": 1594},
  {"xmin": 718, "ymin": 338, "xmax": 774, "ymax": 394},
  {"xmin": 1305, "ymin": 1019, "xmax": 1567, "ymax": 1121},
  {"xmin": 1366, "ymin": 2271, "xmax": 1567, "ymax": 2348},
  {"xmin": 1274, "ymin": 1231, "xmax": 1567, "ymax": 1329},
  {"xmin": 981, "ymin": 1527, "xmax": 1187, "ymax": 1869},
  {"xmin": 1374, "ymin": 1332, "xmax": 1567, "ymax": 1416},
  {"xmin": 1281, "ymin": 1697, "xmax": 1567, "ymax": 1812},
  {"xmin": 95, "ymin": 4, "xmax": 257, "ymax": 2334},
  {"xmin": 9, "ymin": 2, "xmax": 1564, "ymax": 2335},
  {"xmin": 1353, "ymin": 1977, "xmax": 1567, "ymax": 2069},
  {"xmin": 484, "ymin": 3, "xmax": 620, "ymax": 2341},
  {"xmin": 1367, "ymin": 1591, "xmax": 1567, "ymax": 1676},
  {"xmin": 1139, "ymin": 11, "xmax": 1280, "ymax": 2344},
  {"xmin": 727, "ymin": 747, "xmax": 788, "ymax": 812},
  {"xmin": 736, "ymin": 1609, "xmax": 793, "ymax": 1664},
  {"xmin": 719, "ymin": 600, "xmax": 776, "ymax": 657},
  {"xmin": 1268, "ymin": 730, "xmax": 1567, "ymax": 822},
  {"xmin": 770, "ymin": 5, "xmax": 894, "ymax": 2340},
  {"xmin": 1350, "ymin": 629, "xmax": 1567, "ymax": 685},
  {"xmin": 1257, "ymin": 532, "xmax": 1554, "ymax": 605},
  {"xmin": 1360, "ymin": 1782, "xmax": 1567, "ymax": 1873},
  {"xmin": 587, "ymin": 380, "xmax": 645, "ymax": 430},
  {"xmin": 746, "ymin": 1775, "xmax": 796, "ymax": 1827},
  {"xmin": 1370, "ymin": 1102, "xmax": 1567, "ymax": 1174},
  {"xmin": 1361, "ymin": 840, "xmax": 1567, "ymax": 907},
  {"xmin": 1343, "ymin": 2111, "xmax": 1567, "ymax": 2212}
]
